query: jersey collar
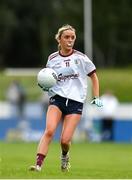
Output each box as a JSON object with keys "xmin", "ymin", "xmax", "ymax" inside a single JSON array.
[{"xmin": 59, "ymin": 49, "xmax": 74, "ymax": 57}]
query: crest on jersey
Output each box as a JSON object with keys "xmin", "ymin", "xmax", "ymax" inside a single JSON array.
[{"xmin": 74, "ymin": 59, "xmax": 80, "ymax": 65}]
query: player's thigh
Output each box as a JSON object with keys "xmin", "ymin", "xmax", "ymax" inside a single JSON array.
[
  {"xmin": 46, "ymin": 105, "xmax": 62, "ymax": 131},
  {"xmin": 61, "ymin": 114, "xmax": 81, "ymax": 141}
]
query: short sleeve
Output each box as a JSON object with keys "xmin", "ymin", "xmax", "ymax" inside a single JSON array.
[
  {"xmin": 46, "ymin": 56, "xmax": 51, "ymax": 68},
  {"xmin": 83, "ymin": 55, "xmax": 96, "ymax": 76}
]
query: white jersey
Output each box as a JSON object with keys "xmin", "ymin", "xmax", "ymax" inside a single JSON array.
[{"xmin": 46, "ymin": 49, "xmax": 96, "ymax": 103}]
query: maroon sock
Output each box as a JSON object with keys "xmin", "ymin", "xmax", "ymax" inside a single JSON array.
[{"xmin": 36, "ymin": 153, "xmax": 45, "ymax": 167}]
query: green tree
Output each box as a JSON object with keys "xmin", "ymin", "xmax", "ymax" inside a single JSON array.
[
  {"xmin": 0, "ymin": 3, "xmax": 18, "ymax": 68},
  {"xmin": 93, "ymin": 0, "xmax": 132, "ymax": 67},
  {"xmin": 0, "ymin": 0, "xmax": 83, "ymax": 68},
  {"xmin": 0, "ymin": 0, "xmax": 132, "ymax": 68}
]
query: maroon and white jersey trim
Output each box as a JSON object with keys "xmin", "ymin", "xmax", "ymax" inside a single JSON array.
[
  {"xmin": 48, "ymin": 52, "xmax": 59, "ymax": 61},
  {"xmin": 88, "ymin": 69, "xmax": 96, "ymax": 76},
  {"xmin": 74, "ymin": 50, "xmax": 85, "ymax": 57}
]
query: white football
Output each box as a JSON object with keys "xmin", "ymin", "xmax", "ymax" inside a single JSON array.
[{"xmin": 37, "ymin": 68, "xmax": 58, "ymax": 89}]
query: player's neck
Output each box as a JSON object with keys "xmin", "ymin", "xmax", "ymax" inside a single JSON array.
[{"xmin": 59, "ymin": 49, "xmax": 74, "ymax": 57}]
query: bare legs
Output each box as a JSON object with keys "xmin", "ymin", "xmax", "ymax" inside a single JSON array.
[
  {"xmin": 30, "ymin": 105, "xmax": 81, "ymax": 171},
  {"xmin": 38, "ymin": 105, "xmax": 81, "ymax": 156},
  {"xmin": 60, "ymin": 114, "xmax": 81, "ymax": 171},
  {"xmin": 37, "ymin": 105, "xmax": 62, "ymax": 155},
  {"xmin": 60, "ymin": 114, "xmax": 81, "ymax": 154}
]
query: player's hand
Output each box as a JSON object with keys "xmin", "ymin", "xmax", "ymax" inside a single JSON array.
[
  {"xmin": 91, "ymin": 97, "xmax": 103, "ymax": 107},
  {"xmin": 38, "ymin": 83, "xmax": 49, "ymax": 91}
]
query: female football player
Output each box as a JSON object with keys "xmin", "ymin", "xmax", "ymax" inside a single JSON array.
[{"xmin": 29, "ymin": 24, "xmax": 103, "ymax": 172}]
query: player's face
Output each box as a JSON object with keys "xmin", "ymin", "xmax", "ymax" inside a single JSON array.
[{"xmin": 59, "ymin": 30, "xmax": 76, "ymax": 54}]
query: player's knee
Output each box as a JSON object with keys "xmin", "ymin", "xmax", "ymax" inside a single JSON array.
[
  {"xmin": 45, "ymin": 129, "xmax": 54, "ymax": 138},
  {"xmin": 60, "ymin": 137, "xmax": 70, "ymax": 146}
]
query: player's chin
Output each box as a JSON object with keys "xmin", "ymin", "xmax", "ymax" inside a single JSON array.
[{"xmin": 66, "ymin": 46, "xmax": 73, "ymax": 51}]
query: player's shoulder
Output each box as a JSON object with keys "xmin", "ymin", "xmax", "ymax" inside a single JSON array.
[
  {"xmin": 73, "ymin": 49, "xmax": 86, "ymax": 57},
  {"xmin": 74, "ymin": 49, "xmax": 92, "ymax": 62},
  {"xmin": 48, "ymin": 51, "xmax": 59, "ymax": 61}
]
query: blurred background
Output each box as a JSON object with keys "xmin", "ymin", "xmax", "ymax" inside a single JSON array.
[{"xmin": 0, "ymin": 0, "xmax": 132, "ymax": 143}]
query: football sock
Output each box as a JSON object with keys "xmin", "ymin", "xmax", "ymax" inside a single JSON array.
[
  {"xmin": 36, "ymin": 153, "xmax": 45, "ymax": 167},
  {"xmin": 62, "ymin": 150, "xmax": 68, "ymax": 156}
]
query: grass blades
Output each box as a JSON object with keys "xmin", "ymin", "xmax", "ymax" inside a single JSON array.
[{"xmin": 0, "ymin": 141, "xmax": 132, "ymax": 179}]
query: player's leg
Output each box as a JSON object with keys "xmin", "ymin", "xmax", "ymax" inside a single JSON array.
[
  {"xmin": 60, "ymin": 114, "xmax": 81, "ymax": 171},
  {"xmin": 29, "ymin": 105, "xmax": 62, "ymax": 171}
]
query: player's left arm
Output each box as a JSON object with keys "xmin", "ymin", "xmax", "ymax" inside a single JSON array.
[
  {"xmin": 89, "ymin": 72, "xmax": 103, "ymax": 107},
  {"xmin": 89, "ymin": 72, "xmax": 99, "ymax": 97}
]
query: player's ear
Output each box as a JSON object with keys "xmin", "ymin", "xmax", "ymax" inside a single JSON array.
[{"xmin": 57, "ymin": 38, "xmax": 60, "ymax": 44}]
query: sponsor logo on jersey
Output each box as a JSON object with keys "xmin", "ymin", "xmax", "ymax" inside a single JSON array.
[
  {"xmin": 52, "ymin": 72, "xmax": 58, "ymax": 80},
  {"xmin": 58, "ymin": 73, "xmax": 79, "ymax": 81}
]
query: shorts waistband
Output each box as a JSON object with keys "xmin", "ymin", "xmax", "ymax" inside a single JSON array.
[{"xmin": 53, "ymin": 94, "xmax": 83, "ymax": 104}]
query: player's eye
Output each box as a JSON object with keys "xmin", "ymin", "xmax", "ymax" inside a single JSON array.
[
  {"xmin": 71, "ymin": 36, "xmax": 75, "ymax": 40},
  {"xmin": 65, "ymin": 35, "xmax": 69, "ymax": 39},
  {"xmin": 64, "ymin": 35, "xmax": 75, "ymax": 40}
]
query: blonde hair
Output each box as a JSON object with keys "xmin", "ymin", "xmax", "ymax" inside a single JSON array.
[{"xmin": 55, "ymin": 24, "xmax": 76, "ymax": 50}]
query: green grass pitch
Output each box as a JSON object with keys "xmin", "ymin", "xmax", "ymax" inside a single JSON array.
[{"xmin": 0, "ymin": 141, "xmax": 132, "ymax": 179}]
